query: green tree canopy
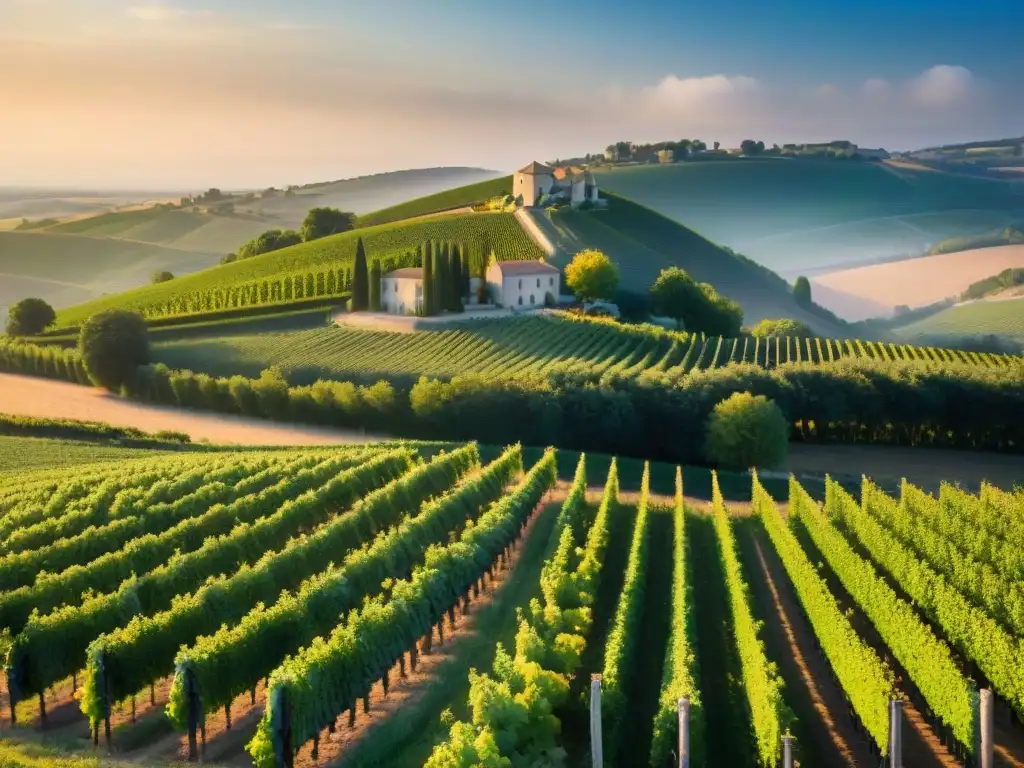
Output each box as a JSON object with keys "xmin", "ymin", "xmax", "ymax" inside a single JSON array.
[
  {"xmin": 649, "ymin": 268, "xmax": 743, "ymax": 335},
  {"xmin": 565, "ymin": 249, "xmax": 619, "ymax": 303},
  {"xmin": 351, "ymin": 237, "xmax": 369, "ymax": 311},
  {"xmin": 6, "ymin": 298, "xmax": 56, "ymax": 336},
  {"xmin": 704, "ymin": 392, "xmax": 789, "ymax": 470},
  {"xmin": 300, "ymin": 208, "xmax": 356, "ymax": 242},
  {"xmin": 237, "ymin": 229, "xmax": 302, "ymax": 259},
  {"xmin": 151, "ymin": 271, "xmax": 174, "ymax": 284},
  {"xmin": 750, "ymin": 318, "xmax": 814, "ymax": 338},
  {"xmin": 369, "ymin": 260, "xmax": 382, "ymax": 312},
  {"xmin": 793, "ymin": 276, "xmax": 812, "ymax": 306},
  {"xmin": 78, "ymin": 310, "xmax": 150, "ymax": 392}
]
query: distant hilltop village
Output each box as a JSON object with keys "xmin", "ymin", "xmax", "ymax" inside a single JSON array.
[
  {"xmin": 512, "ymin": 161, "xmax": 601, "ymax": 208},
  {"xmin": 548, "ymin": 138, "xmax": 891, "ymax": 168}
]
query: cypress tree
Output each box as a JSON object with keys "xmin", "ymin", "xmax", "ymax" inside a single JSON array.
[
  {"xmin": 438, "ymin": 243, "xmax": 451, "ymax": 312},
  {"xmin": 369, "ymin": 261, "xmax": 382, "ymax": 311},
  {"xmin": 451, "ymin": 249, "xmax": 465, "ymax": 311},
  {"xmin": 456, "ymin": 244, "xmax": 471, "ymax": 298},
  {"xmin": 423, "ymin": 245, "xmax": 435, "ymax": 316},
  {"xmin": 351, "ymin": 238, "xmax": 369, "ymax": 310}
]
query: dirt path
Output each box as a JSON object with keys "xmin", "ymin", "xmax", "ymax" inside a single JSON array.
[
  {"xmin": 0, "ymin": 372, "xmax": 382, "ymax": 445},
  {"xmin": 741, "ymin": 522, "xmax": 879, "ymax": 768}
]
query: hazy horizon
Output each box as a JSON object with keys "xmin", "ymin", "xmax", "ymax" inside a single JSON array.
[{"xmin": 4, "ymin": 0, "xmax": 1024, "ymax": 188}]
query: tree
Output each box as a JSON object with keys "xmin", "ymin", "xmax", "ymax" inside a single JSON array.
[
  {"xmin": 793, "ymin": 276, "xmax": 812, "ymax": 307},
  {"xmin": 6, "ymin": 298, "xmax": 55, "ymax": 336},
  {"xmin": 351, "ymin": 237, "xmax": 369, "ymax": 311},
  {"xmin": 740, "ymin": 139, "xmax": 764, "ymax": 155},
  {"xmin": 713, "ymin": 141, "xmax": 720, "ymax": 151},
  {"xmin": 369, "ymin": 261, "xmax": 382, "ymax": 311},
  {"xmin": 151, "ymin": 270, "xmax": 174, "ymax": 284},
  {"xmin": 565, "ymin": 250, "xmax": 618, "ymax": 303},
  {"xmin": 704, "ymin": 392, "xmax": 789, "ymax": 470},
  {"xmin": 237, "ymin": 229, "xmax": 301, "ymax": 259},
  {"xmin": 749, "ymin": 318, "xmax": 814, "ymax": 338},
  {"xmin": 437, "ymin": 244, "xmax": 451, "ymax": 312},
  {"xmin": 78, "ymin": 310, "xmax": 150, "ymax": 392},
  {"xmin": 700, "ymin": 285, "xmax": 744, "ymax": 337},
  {"xmin": 300, "ymin": 207, "xmax": 356, "ymax": 242},
  {"xmin": 649, "ymin": 267, "xmax": 706, "ymax": 329},
  {"xmin": 451, "ymin": 249, "xmax": 465, "ymax": 311},
  {"xmin": 423, "ymin": 244, "xmax": 435, "ymax": 316}
]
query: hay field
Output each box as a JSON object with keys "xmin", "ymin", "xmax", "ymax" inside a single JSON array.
[{"xmin": 810, "ymin": 244, "xmax": 1024, "ymax": 319}]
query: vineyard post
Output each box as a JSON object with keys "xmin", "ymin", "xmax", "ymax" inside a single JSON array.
[
  {"xmin": 185, "ymin": 669, "xmax": 199, "ymax": 762},
  {"xmin": 677, "ymin": 697, "xmax": 689, "ymax": 768},
  {"xmin": 103, "ymin": 670, "xmax": 112, "ymax": 751},
  {"xmin": 590, "ymin": 674, "xmax": 603, "ymax": 768},
  {"xmin": 782, "ymin": 731, "xmax": 793, "ymax": 768},
  {"xmin": 889, "ymin": 699, "xmax": 902, "ymax": 768},
  {"xmin": 981, "ymin": 688, "xmax": 994, "ymax": 768}
]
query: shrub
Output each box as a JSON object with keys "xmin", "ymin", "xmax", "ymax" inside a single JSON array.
[
  {"xmin": 749, "ymin": 318, "xmax": 814, "ymax": 338},
  {"xmin": 78, "ymin": 310, "xmax": 150, "ymax": 391},
  {"xmin": 6, "ymin": 298, "xmax": 56, "ymax": 336},
  {"xmin": 704, "ymin": 392, "xmax": 789, "ymax": 470}
]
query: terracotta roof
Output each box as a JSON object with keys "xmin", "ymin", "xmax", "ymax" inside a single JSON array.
[
  {"xmin": 493, "ymin": 260, "xmax": 559, "ymax": 276},
  {"xmin": 517, "ymin": 161, "xmax": 553, "ymax": 175},
  {"xmin": 553, "ymin": 167, "xmax": 568, "ymax": 180},
  {"xmin": 383, "ymin": 267, "xmax": 423, "ymax": 279}
]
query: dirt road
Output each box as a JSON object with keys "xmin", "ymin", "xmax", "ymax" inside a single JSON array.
[{"xmin": 0, "ymin": 373, "xmax": 380, "ymax": 446}]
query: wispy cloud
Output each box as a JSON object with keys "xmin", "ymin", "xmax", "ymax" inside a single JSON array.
[{"xmin": 126, "ymin": 3, "xmax": 216, "ymax": 22}]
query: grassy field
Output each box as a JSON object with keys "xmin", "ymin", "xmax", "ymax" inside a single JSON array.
[
  {"xmin": 893, "ymin": 295, "xmax": 1024, "ymax": 342},
  {"xmin": 355, "ymin": 175, "xmax": 512, "ymax": 228},
  {"xmin": 151, "ymin": 313, "xmax": 1021, "ymax": 386},
  {"xmin": 0, "ymin": 436, "xmax": 176, "ymax": 474},
  {"xmin": 811, "ymin": 243, "xmax": 1024, "ymax": 320},
  {"xmin": 593, "ymin": 159, "xmax": 1024, "ymax": 275},
  {"xmin": 51, "ymin": 212, "xmax": 541, "ymax": 327}
]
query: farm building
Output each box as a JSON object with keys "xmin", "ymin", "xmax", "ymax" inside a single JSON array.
[
  {"xmin": 512, "ymin": 161, "xmax": 599, "ymax": 208},
  {"xmin": 486, "ymin": 259, "xmax": 560, "ymax": 308},
  {"xmin": 381, "ymin": 267, "xmax": 424, "ymax": 315}
]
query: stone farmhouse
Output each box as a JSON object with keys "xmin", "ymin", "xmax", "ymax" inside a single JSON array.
[
  {"xmin": 380, "ymin": 259, "xmax": 560, "ymax": 315},
  {"xmin": 512, "ymin": 161, "xmax": 599, "ymax": 207}
]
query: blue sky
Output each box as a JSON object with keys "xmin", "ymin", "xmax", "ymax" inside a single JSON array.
[{"xmin": 2, "ymin": 0, "xmax": 1023, "ymax": 188}]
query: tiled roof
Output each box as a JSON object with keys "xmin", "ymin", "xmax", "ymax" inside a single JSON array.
[
  {"xmin": 383, "ymin": 267, "xmax": 423, "ymax": 279},
  {"xmin": 517, "ymin": 161, "xmax": 554, "ymax": 175},
  {"xmin": 493, "ymin": 260, "xmax": 559, "ymax": 276}
]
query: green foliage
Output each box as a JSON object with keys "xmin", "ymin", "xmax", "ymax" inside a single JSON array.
[
  {"xmin": 565, "ymin": 249, "xmax": 619, "ymax": 302},
  {"xmin": 601, "ymin": 463, "xmax": 651, "ymax": 762},
  {"xmin": 827, "ymin": 477, "xmax": 1024, "ymax": 716},
  {"xmin": 756, "ymin": 474, "xmax": 894, "ymax": 753},
  {"xmin": 78, "ymin": 310, "xmax": 150, "ymax": 391},
  {"xmin": 749, "ymin": 318, "xmax": 814, "ymax": 338},
  {"xmin": 248, "ymin": 449, "xmax": 557, "ymax": 768},
  {"xmin": 369, "ymin": 260, "xmax": 382, "ymax": 312},
  {"xmin": 648, "ymin": 267, "xmax": 742, "ymax": 335},
  {"xmin": 711, "ymin": 473, "xmax": 790, "ymax": 766},
  {"xmin": 6, "ymin": 298, "xmax": 56, "ymax": 336},
  {"xmin": 151, "ymin": 271, "xmax": 174, "ymax": 284},
  {"xmin": 300, "ymin": 207, "xmax": 356, "ymax": 242},
  {"xmin": 238, "ymin": 229, "xmax": 303, "ymax": 260},
  {"xmin": 792, "ymin": 276, "xmax": 812, "ymax": 307},
  {"xmin": 351, "ymin": 237, "xmax": 369, "ymax": 311},
  {"xmin": 786, "ymin": 475, "xmax": 979, "ymax": 755},
  {"xmin": 704, "ymin": 392, "xmax": 788, "ymax": 470},
  {"xmin": 356, "ymin": 176, "xmax": 513, "ymax": 229},
  {"xmin": 649, "ymin": 468, "xmax": 703, "ymax": 767},
  {"xmin": 424, "ymin": 243, "xmax": 436, "ymax": 316}
]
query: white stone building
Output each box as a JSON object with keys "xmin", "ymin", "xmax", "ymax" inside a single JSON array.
[
  {"xmin": 486, "ymin": 259, "xmax": 560, "ymax": 308},
  {"xmin": 512, "ymin": 161, "xmax": 599, "ymax": 208},
  {"xmin": 381, "ymin": 267, "xmax": 423, "ymax": 315}
]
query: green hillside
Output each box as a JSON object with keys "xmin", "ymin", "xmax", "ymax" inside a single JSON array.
[
  {"xmin": 893, "ymin": 297, "xmax": 1024, "ymax": 344},
  {"xmin": 594, "ymin": 160, "xmax": 1024, "ymax": 274},
  {"xmin": 52, "ymin": 211, "xmax": 542, "ymax": 328},
  {"xmin": 355, "ymin": 175, "xmax": 512, "ymax": 228},
  {"xmin": 153, "ymin": 313, "xmax": 1019, "ymax": 386}
]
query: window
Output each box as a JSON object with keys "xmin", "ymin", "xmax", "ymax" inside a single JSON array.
[
  {"xmin": 518, "ymin": 296, "xmax": 523, "ymax": 306},
  {"xmin": 530, "ymin": 294, "xmax": 535, "ymax": 305},
  {"xmin": 537, "ymin": 278, "xmax": 541, "ymax": 288},
  {"xmin": 518, "ymin": 279, "xmax": 522, "ymax": 289},
  {"xmin": 549, "ymin": 277, "xmax": 554, "ymax": 286}
]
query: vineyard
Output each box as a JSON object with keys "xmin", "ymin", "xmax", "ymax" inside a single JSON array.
[
  {"xmin": 52, "ymin": 212, "xmax": 542, "ymax": 329},
  {"xmin": 2, "ymin": 438, "xmax": 1024, "ymax": 767},
  {"xmin": 894, "ymin": 296, "xmax": 1024, "ymax": 344},
  {"xmin": 152, "ymin": 313, "xmax": 1024, "ymax": 384}
]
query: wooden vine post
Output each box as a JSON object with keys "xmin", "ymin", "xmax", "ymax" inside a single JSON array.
[
  {"xmin": 102, "ymin": 667, "xmax": 112, "ymax": 751},
  {"xmin": 980, "ymin": 688, "xmax": 994, "ymax": 768},
  {"xmin": 590, "ymin": 674, "xmax": 603, "ymax": 768},
  {"xmin": 677, "ymin": 696, "xmax": 690, "ymax": 768},
  {"xmin": 889, "ymin": 698, "xmax": 903, "ymax": 768},
  {"xmin": 782, "ymin": 730, "xmax": 793, "ymax": 768}
]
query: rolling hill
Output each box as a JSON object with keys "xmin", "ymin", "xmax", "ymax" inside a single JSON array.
[
  {"xmin": 0, "ymin": 168, "xmax": 501, "ymax": 321},
  {"xmin": 593, "ymin": 159, "xmax": 1024, "ymax": 277},
  {"xmin": 892, "ymin": 295, "xmax": 1024, "ymax": 345}
]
